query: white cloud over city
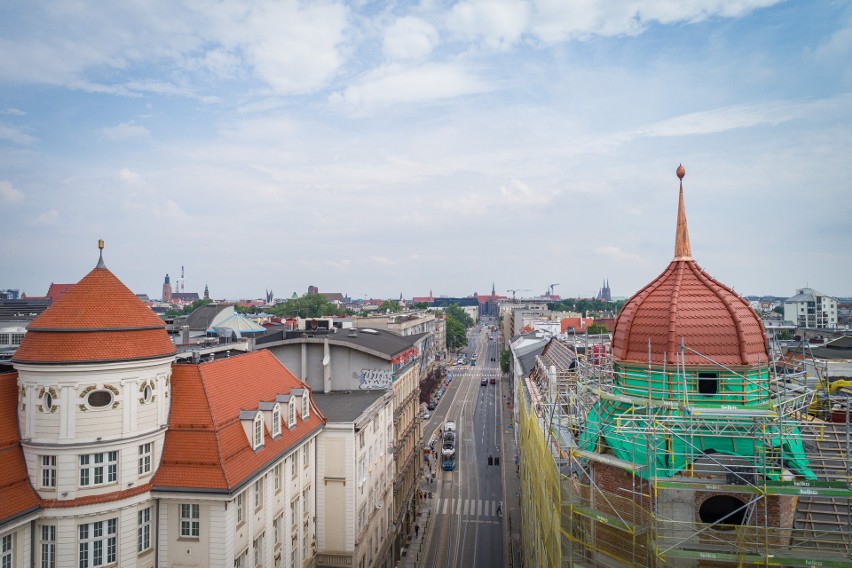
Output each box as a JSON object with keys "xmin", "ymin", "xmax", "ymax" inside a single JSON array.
[{"xmin": 0, "ymin": 1, "xmax": 849, "ymax": 301}]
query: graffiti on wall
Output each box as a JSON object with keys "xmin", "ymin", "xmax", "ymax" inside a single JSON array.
[{"xmin": 354, "ymin": 369, "xmax": 393, "ymax": 390}]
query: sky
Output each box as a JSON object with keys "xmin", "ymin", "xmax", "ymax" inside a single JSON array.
[{"xmin": 1, "ymin": 1, "xmax": 851, "ymax": 302}]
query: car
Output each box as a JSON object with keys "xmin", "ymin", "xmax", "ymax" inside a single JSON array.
[
  {"xmin": 481, "ymin": 377, "xmax": 488, "ymax": 386},
  {"xmin": 422, "ymin": 411, "xmax": 431, "ymax": 420},
  {"xmin": 427, "ymin": 401, "xmax": 436, "ymax": 410},
  {"xmin": 490, "ymin": 377, "xmax": 496, "ymax": 384},
  {"xmin": 445, "ymin": 421, "xmax": 456, "ymax": 432}
]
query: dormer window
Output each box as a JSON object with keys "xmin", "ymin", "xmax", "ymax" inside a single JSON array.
[
  {"xmin": 302, "ymin": 391, "xmax": 310, "ymax": 420},
  {"xmin": 272, "ymin": 403, "xmax": 281, "ymax": 437},
  {"xmin": 288, "ymin": 399, "xmax": 296, "ymax": 428},
  {"xmin": 253, "ymin": 413, "xmax": 264, "ymax": 449}
]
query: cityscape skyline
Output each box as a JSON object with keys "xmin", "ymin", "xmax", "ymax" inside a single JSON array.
[{"xmin": 1, "ymin": 1, "xmax": 851, "ymax": 299}]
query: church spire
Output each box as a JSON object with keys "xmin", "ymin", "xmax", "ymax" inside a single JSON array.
[{"xmin": 674, "ymin": 164, "xmax": 692, "ymax": 261}]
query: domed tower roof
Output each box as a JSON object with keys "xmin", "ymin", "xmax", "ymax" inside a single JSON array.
[
  {"xmin": 13, "ymin": 242, "xmax": 176, "ymax": 365},
  {"xmin": 611, "ymin": 166, "xmax": 767, "ymax": 367}
]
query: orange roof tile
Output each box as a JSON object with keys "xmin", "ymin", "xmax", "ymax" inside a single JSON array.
[
  {"xmin": 612, "ymin": 168, "xmax": 767, "ymax": 367},
  {"xmin": 13, "ymin": 264, "xmax": 175, "ymax": 365},
  {"xmin": 0, "ymin": 371, "xmax": 41, "ymax": 524},
  {"xmin": 154, "ymin": 350, "xmax": 326, "ymax": 493},
  {"xmin": 46, "ymin": 283, "xmax": 74, "ymax": 303}
]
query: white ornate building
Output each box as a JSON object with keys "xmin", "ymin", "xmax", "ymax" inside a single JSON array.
[{"xmin": 0, "ymin": 248, "xmax": 324, "ymax": 568}]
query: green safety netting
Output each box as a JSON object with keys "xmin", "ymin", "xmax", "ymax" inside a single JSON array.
[{"xmin": 578, "ymin": 400, "xmax": 816, "ymax": 481}]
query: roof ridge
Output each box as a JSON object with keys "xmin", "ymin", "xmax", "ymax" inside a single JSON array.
[{"xmin": 666, "ymin": 260, "xmax": 687, "ymax": 361}]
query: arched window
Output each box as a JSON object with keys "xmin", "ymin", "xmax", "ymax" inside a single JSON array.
[
  {"xmin": 253, "ymin": 413, "xmax": 264, "ymax": 449},
  {"xmin": 272, "ymin": 404, "xmax": 281, "ymax": 437}
]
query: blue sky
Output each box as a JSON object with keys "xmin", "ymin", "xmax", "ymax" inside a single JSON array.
[{"xmin": 1, "ymin": 0, "xmax": 850, "ymax": 301}]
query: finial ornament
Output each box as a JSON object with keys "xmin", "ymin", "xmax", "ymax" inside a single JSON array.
[
  {"xmin": 96, "ymin": 239, "xmax": 107, "ymax": 268},
  {"xmin": 674, "ymin": 165, "xmax": 692, "ymax": 260}
]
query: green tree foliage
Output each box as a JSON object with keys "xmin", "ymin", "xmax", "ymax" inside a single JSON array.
[
  {"xmin": 378, "ymin": 300, "xmax": 402, "ymax": 313},
  {"xmin": 269, "ymin": 294, "xmax": 345, "ymax": 318},
  {"xmin": 446, "ymin": 317, "xmax": 467, "ymax": 350},
  {"xmin": 410, "ymin": 302, "xmax": 429, "ymax": 310},
  {"xmin": 587, "ymin": 323, "xmax": 610, "ymax": 335},
  {"xmin": 444, "ymin": 305, "xmax": 474, "ymax": 328},
  {"xmin": 773, "ymin": 306, "xmax": 784, "ymax": 315},
  {"xmin": 548, "ymin": 298, "xmax": 626, "ymax": 318},
  {"xmin": 500, "ymin": 349, "xmax": 510, "ymax": 374},
  {"xmin": 164, "ymin": 299, "xmax": 212, "ymax": 317}
]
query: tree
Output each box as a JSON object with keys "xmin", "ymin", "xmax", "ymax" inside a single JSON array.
[
  {"xmin": 378, "ymin": 300, "xmax": 402, "ymax": 313},
  {"xmin": 269, "ymin": 294, "xmax": 344, "ymax": 318},
  {"xmin": 444, "ymin": 305, "xmax": 474, "ymax": 328},
  {"xmin": 773, "ymin": 306, "xmax": 784, "ymax": 315},
  {"xmin": 410, "ymin": 302, "xmax": 429, "ymax": 310},
  {"xmin": 500, "ymin": 349, "xmax": 510, "ymax": 374},
  {"xmin": 446, "ymin": 317, "xmax": 467, "ymax": 350},
  {"xmin": 587, "ymin": 323, "xmax": 609, "ymax": 335}
]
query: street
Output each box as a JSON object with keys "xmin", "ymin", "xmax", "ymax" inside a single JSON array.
[{"xmin": 419, "ymin": 323, "xmax": 504, "ymax": 568}]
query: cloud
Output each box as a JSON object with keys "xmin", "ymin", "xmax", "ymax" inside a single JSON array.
[
  {"xmin": 447, "ymin": 0, "xmax": 530, "ymax": 49},
  {"xmin": 31, "ymin": 209, "xmax": 59, "ymax": 226},
  {"xmin": 102, "ymin": 122, "xmax": 150, "ymax": 140},
  {"xmin": 119, "ymin": 168, "xmax": 141, "ymax": 184},
  {"xmin": 2, "ymin": 108, "xmax": 26, "ymax": 116},
  {"xmin": 0, "ymin": 123, "xmax": 37, "ymax": 145},
  {"xmin": 383, "ymin": 16, "xmax": 439, "ymax": 60},
  {"xmin": 369, "ymin": 256, "xmax": 396, "ymax": 266},
  {"xmin": 594, "ymin": 245, "xmax": 643, "ymax": 263},
  {"xmin": 330, "ymin": 62, "xmax": 491, "ymax": 110},
  {"xmin": 0, "ymin": 180, "xmax": 24, "ymax": 204},
  {"xmin": 529, "ymin": 0, "xmax": 781, "ymax": 42},
  {"xmin": 498, "ymin": 179, "xmax": 555, "ymax": 205}
]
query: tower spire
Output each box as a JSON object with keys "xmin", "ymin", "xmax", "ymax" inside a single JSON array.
[{"xmin": 674, "ymin": 164, "xmax": 692, "ymax": 260}]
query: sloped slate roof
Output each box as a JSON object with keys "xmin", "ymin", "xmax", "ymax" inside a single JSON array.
[{"xmin": 154, "ymin": 350, "xmax": 325, "ymax": 493}]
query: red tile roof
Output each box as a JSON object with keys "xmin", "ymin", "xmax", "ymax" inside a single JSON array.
[
  {"xmin": 560, "ymin": 317, "xmax": 591, "ymax": 333},
  {"xmin": 0, "ymin": 371, "xmax": 41, "ymax": 524},
  {"xmin": 154, "ymin": 350, "xmax": 325, "ymax": 493},
  {"xmin": 613, "ymin": 259, "xmax": 768, "ymax": 366},
  {"xmin": 46, "ymin": 283, "xmax": 74, "ymax": 303},
  {"xmin": 612, "ymin": 172, "xmax": 767, "ymax": 366},
  {"xmin": 13, "ymin": 266, "xmax": 175, "ymax": 365}
]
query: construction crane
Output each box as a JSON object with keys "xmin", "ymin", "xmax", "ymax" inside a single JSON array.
[
  {"xmin": 507, "ymin": 289, "xmax": 531, "ymax": 300},
  {"xmin": 548, "ymin": 283, "xmax": 560, "ymax": 296}
]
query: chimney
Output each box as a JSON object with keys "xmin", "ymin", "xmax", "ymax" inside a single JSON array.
[{"xmin": 181, "ymin": 325, "xmax": 190, "ymax": 345}]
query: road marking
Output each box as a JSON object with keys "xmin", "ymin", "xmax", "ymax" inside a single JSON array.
[
  {"xmin": 442, "ymin": 500, "xmax": 448, "ymax": 514},
  {"xmin": 463, "ymin": 500, "xmax": 470, "ymax": 515}
]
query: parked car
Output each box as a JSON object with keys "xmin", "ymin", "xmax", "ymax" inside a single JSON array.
[{"xmin": 427, "ymin": 400, "xmax": 436, "ymax": 410}]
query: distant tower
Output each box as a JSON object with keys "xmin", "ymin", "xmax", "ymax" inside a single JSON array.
[
  {"xmin": 203, "ymin": 283, "xmax": 209, "ymax": 301},
  {"xmin": 162, "ymin": 274, "xmax": 172, "ymax": 302},
  {"xmin": 308, "ymin": 285, "xmax": 318, "ymax": 295},
  {"xmin": 492, "ymin": 282, "xmax": 496, "ymax": 296},
  {"xmin": 266, "ymin": 289, "xmax": 274, "ymax": 304}
]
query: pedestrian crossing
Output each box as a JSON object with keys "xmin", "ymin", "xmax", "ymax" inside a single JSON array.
[{"xmin": 437, "ymin": 498, "xmax": 502, "ymax": 518}]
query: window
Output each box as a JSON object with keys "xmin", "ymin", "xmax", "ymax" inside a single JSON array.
[
  {"xmin": 273, "ymin": 464, "xmax": 282, "ymax": 493},
  {"xmin": 78, "ymin": 518, "xmax": 117, "ymax": 567},
  {"xmin": 138, "ymin": 443, "xmax": 153, "ymax": 476},
  {"xmin": 253, "ymin": 533, "xmax": 264, "ymax": 566},
  {"xmin": 138, "ymin": 507, "xmax": 151, "ymax": 553},
  {"xmin": 302, "ymin": 488, "xmax": 309, "ymax": 517},
  {"xmin": 291, "ymin": 497, "xmax": 299, "ymax": 525},
  {"xmin": 254, "ymin": 478, "xmax": 264, "ymax": 511},
  {"xmin": 698, "ymin": 372, "xmax": 719, "ymax": 395},
  {"xmin": 41, "ymin": 455, "xmax": 57, "ymax": 488},
  {"xmin": 301, "ymin": 392, "xmax": 310, "ymax": 419},
  {"xmin": 80, "ymin": 451, "xmax": 118, "ymax": 487},
  {"xmin": 302, "ymin": 446, "xmax": 309, "ymax": 470},
  {"xmin": 358, "ymin": 503, "xmax": 367, "ymax": 532},
  {"xmin": 272, "ymin": 404, "xmax": 281, "ymax": 437},
  {"xmin": 43, "ymin": 391, "xmax": 54, "ymax": 411},
  {"xmin": 86, "ymin": 390, "xmax": 113, "ymax": 409},
  {"xmin": 358, "ymin": 457, "xmax": 366, "ymax": 486},
  {"xmin": 236, "ymin": 492, "xmax": 244, "ymax": 524},
  {"xmin": 291, "ymin": 454, "xmax": 298, "ymax": 479},
  {"xmin": 254, "ymin": 413, "xmax": 264, "ymax": 449},
  {"xmin": 180, "ymin": 504, "xmax": 200, "ymax": 538},
  {"xmin": 234, "ymin": 549, "xmax": 247, "ymax": 568},
  {"xmin": 273, "ymin": 514, "xmax": 283, "ymax": 547},
  {"xmin": 2, "ymin": 534, "xmax": 12, "ymax": 568},
  {"xmin": 288, "ymin": 400, "xmax": 296, "ymax": 428},
  {"xmin": 41, "ymin": 525, "xmax": 56, "ymax": 568}
]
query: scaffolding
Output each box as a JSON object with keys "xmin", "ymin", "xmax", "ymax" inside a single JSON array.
[{"xmin": 518, "ymin": 338, "xmax": 852, "ymax": 567}]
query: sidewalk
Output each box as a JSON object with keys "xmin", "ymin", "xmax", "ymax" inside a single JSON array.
[
  {"xmin": 398, "ymin": 471, "xmax": 435, "ymax": 567},
  {"xmin": 500, "ymin": 375, "xmax": 522, "ymax": 568}
]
